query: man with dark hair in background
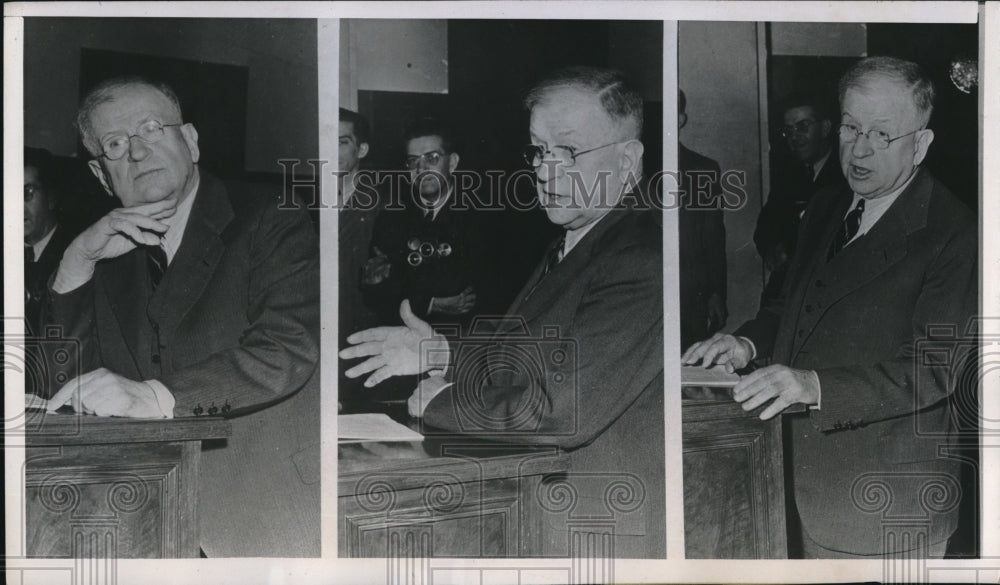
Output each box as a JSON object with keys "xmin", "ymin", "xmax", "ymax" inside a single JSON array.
[
  {"xmin": 24, "ymin": 147, "xmax": 77, "ymax": 337},
  {"xmin": 677, "ymin": 89, "xmax": 728, "ymax": 349},
  {"xmin": 343, "ymin": 66, "xmax": 665, "ymax": 558},
  {"xmin": 338, "ymin": 107, "xmax": 382, "ymax": 411},
  {"xmin": 44, "ymin": 76, "xmax": 320, "ymax": 557},
  {"xmin": 361, "ymin": 117, "xmax": 492, "ymax": 330},
  {"xmin": 755, "ymin": 91, "xmax": 846, "ymax": 305}
]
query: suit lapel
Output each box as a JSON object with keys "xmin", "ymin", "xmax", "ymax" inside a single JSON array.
[
  {"xmin": 503, "ymin": 209, "xmax": 630, "ymax": 332},
  {"xmin": 147, "ymin": 174, "xmax": 233, "ymax": 338},
  {"xmin": 787, "ymin": 169, "xmax": 933, "ymax": 356},
  {"xmin": 100, "ymin": 250, "xmax": 147, "ymax": 372}
]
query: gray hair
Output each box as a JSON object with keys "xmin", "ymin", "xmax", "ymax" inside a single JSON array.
[
  {"xmin": 838, "ymin": 56, "xmax": 935, "ymax": 127},
  {"xmin": 76, "ymin": 76, "xmax": 183, "ymax": 156},
  {"xmin": 524, "ymin": 66, "xmax": 644, "ymax": 140}
]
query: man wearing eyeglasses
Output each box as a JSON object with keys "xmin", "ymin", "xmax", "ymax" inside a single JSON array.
[
  {"xmin": 361, "ymin": 117, "xmax": 491, "ymax": 329},
  {"xmin": 43, "ymin": 77, "xmax": 320, "ymax": 557},
  {"xmin": 754, "ymin": 91, "xmax": 845, "ymax": 306},
  {"xmin": 342, "ymin": 66, "xmax": 664, "ymax": 558},
  {"xmin": 683, "ymin": 57, "xmax": 976, "ymax": 558}
]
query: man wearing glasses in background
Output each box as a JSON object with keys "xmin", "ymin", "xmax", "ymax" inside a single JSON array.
[
  {"xmin": 43, "ymin": 76, "xmax": 320, "ymax": 557},
  {"xmin": 684, "ymin": 57, "xmax": 976, "ymax": 558},
  {"xmin": 361, "ymin": 117, "xmax": 491, "ymax": 330},
  {"xmin": 342, "ymin": 66, "xmax": 665, "ymax": 558},
  {"xmin": 754, "ymin": 91, "xmax": 845, "ymax": 307}
]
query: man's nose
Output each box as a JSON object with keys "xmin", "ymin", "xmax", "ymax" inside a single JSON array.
[
  {"xmin": 534, "ymin": 159, "xmax": 564, "ymax": 184},
  {"xmin": 127, "ymin": 136, "xmax": 152, "ymax": 161},
  {"xmin": 850, "ymin": 133, "xmax": 874, "ymax": 158}
]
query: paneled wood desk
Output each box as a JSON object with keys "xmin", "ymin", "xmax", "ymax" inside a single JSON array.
[
  {"xmin": 339, "ymin": 431, "xmax": 569, "ymax": 558},
  {"xmin": 24, "ymin": 413, "xmax": 231, "ymax": 558},
  {"xmin": 682, "ymin": 388, "xmax": 788, "ymax": 558}
]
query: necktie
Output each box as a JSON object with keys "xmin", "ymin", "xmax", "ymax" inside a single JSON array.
[
  {"xmin": 147, "ymin": 245, "xmax": 168, "ymax": 290},
  {"xmin": 542, "ymin": 233, "xmax": 566, "ymax": 278},
  {"xmin": 25, "ymin": 244, "xmax": 35, "ymax": 265},
  {"xmin": 828, "ymin": 199, "xmax": 866, "ymax": 260}
]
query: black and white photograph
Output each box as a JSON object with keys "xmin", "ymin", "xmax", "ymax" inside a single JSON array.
[
  {"xmin": 678, "ymin": 20, "xmax": 982, "ymax": 560},
  {"xmin": 14, "ymin": 17, "xmax": 321, "ymax": 559},
  {"xmin": 3, "ymin": 2, "xmax": 997, "ymax": 585},
  {"xmin": 335, "ymin": 18, "xmax": 667, "ymax": 561}
]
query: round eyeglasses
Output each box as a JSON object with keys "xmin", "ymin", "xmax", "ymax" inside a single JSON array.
[
  {"xmin": 838, "ymin": 123, "xmax": 920, "ymax": 150},
  {"xmin": 780, "ymin": 119, "xmax": 818, "ymax": 138},
  {"xmin": 522, "ymin": 141, "xmax": 627, "ymax": 168},
  {"xmin": 405, "ymin": 151, "xmax": 445, "ymax": 170},
  {"xmin": 99, "ymin": 120, "xmax": 183, "ymax": 161}
]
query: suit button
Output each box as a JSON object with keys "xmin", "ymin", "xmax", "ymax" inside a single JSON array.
[
  {"xmin": 797, "ymin": 329, "xmax": 805, "ymax": 338},
  {"xmin": 805, "ymin": 305, "xmax": 813, "ymax": 313},
  {"xmin": 834, "ymin": 422, "xmax": 842, "ymax": 430},
  {"xmin": 815, "ymin": 279, "xmax": 825, "ymax": 287},
  {"xmin": 151, "ymin": 354, "xmax": 161, "ymax": 364}
]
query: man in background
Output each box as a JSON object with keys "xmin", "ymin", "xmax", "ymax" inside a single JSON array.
[
  {"xmin": 338, "ymin": 107, "xmax": 381, "ymax": 412},
  {"xmin": 754, "ymin": 91, "xmax": 845, "ymax": 304},
  {"xmin": 45, "ymin": 76, "xmax": 320, "ymax": 557},
  {"xmin": 677, "ymin": 89, "xmax": 728, "ymax": 349},
  {"xmin": 24, "ymin": 147, "xmax": 76, "ymax": 337}
]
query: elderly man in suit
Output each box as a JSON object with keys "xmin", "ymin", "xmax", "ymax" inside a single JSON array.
[
  {"xmin": 44, "ymin": 76, "xmax": 320, "ymax": 557},
  {"xmin": 341, "ymin": 66, "xmax": 664, "ymax": 558},
  {"xmin": 684, "ymin": 56, "xmax": 977, "ymax": 558}
]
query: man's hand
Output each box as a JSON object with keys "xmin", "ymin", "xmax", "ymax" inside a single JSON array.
[
  {"xmin": 339, "ymin": 300, "xmax": 449, "ymax": 387},
  {"xmin": 732, "ymin": 365, "xmax": 820, "ymax": 420},
  {"xmin": 408, "ymin": 375, "xmax": 451, "ymax": 418},
  {"xmin": 53, "ymin": 200, "xmax": 176, "ymax": 293},
  {"xmin": 46, "ymin": 368, "xmax": 166, "ymax": 418},
  {"xmin": 681, "ymin": 332, "xmax": 753, "ymax": 373},
  {"xmin": 706, "ymin": 292, "xmax": 728, "ymax": 333},
  {"xmin": 431, "ymin": 286, "xmax": 477, "ymax": 316},
  {"xmin": 361, "ymin": 246, "xmax": 391, "ymax": 285}
]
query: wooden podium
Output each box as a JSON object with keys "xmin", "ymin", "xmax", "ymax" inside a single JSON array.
[
  {"xmin": 682, "ymin": 387, "xmax": 789, "ymax": 558},
  {"xmin": 24, "ymin": 413, "xmax": 231, "ymax": 558}
]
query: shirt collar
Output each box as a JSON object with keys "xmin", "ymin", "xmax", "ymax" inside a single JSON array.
[
  {"xmin": 159, "ymin": 171, "xmax": 200, "ymax": 263},
  {"xmin": 421, "ymin": 184, "xmax": 453, "ymax": 221},
  {"xmin": 32, "ymin": 224, "xmax": 58, "ymax": 259},
  {"xmin": 811, "ymin": 149, "xmax": 832, "ymax": 181}
]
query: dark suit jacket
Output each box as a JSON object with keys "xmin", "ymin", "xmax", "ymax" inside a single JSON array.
[
  {"xmin": 339, "ymin": 195, "xmax": 381, "ymax": 409},
  {"xmin": 755, "ymin": 150, "xmax": 846, "ymax": 263},
  {"xmin": 678, "ymin": 143, "xmax": 727, "ymax": 348},
  {"xmin": 422, "ymin": 207, "xmax": 665, "ymax": 558},
  {"xmin": 363, "ymin": 192, "xmax": 498, "ymax": 329},
  {"xmin": 737, "ymin": 168, "xmax": 976, "ymax": 554},
  {"xmin": 47, "ymin": 171, "xmax": 320, "ymax": 557},
  {"xmin": 25, "ymin": 226, "xmax": 76, "ymax": 337}
]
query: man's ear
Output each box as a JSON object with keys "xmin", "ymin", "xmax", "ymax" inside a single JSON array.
[
  {"xmin": 180, "ymin": 123, "xmax": 200, "ymax": 164},
  {"xmin": 87, "ymin": 159, "xmax": 114, "ymax": 196},
  {"xmin": 358, "ymin": 142, "xmax": 370, "ymax": 160},
  {"xmin": 448, "ymin": 152, "xmax": 460, "ymax": 174},
  {"xmin": 912, "ymin": 128, "xmax": 934, "ymax": 166},
  {"xmin": 678, "ymin": 112, "xmax": 688, "ymax": 131},
  {"xmin": 619, "ymin": 139, "xmax": 645, "ymax": 186}
]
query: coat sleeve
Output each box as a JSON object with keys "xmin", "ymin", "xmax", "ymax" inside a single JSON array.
[
  {"xmin": 422, "ymin": 239, "xmax": 664, "ymax": 449},
  {"xmin": 160, "ymin": 203, "xmax": 320, "ymax": 417},
  {"xmin": 809, "ymin": 224, "xmax": 978, "ymax": 431}
]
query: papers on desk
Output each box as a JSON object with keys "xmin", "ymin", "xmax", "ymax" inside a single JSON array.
[
  {"xmin": 681, "ymin": 365, "xmax": 741, "ymax": 388},
  {"xmin": 338, "ymin": 413, "xmax": 424, "ymax": 443},
  {"xmin": 25, "ymin": 393, "xmax": 49, "ymax": 411}
]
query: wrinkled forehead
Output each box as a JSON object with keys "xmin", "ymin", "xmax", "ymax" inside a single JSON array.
[
  {"xmin": 783, "ymin": 105, "xmax": 818, "ymax": 125},
  {"xmin": 529, "ymin": 86, "xmax": 617, "ymax": 139},
  {"xmin": 89, "ymin": 84, "xmax": 181, "ymax": 132},
  {"xmin": 843, "ymin": 75, "xmax": 920, "ymax": 121}
]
